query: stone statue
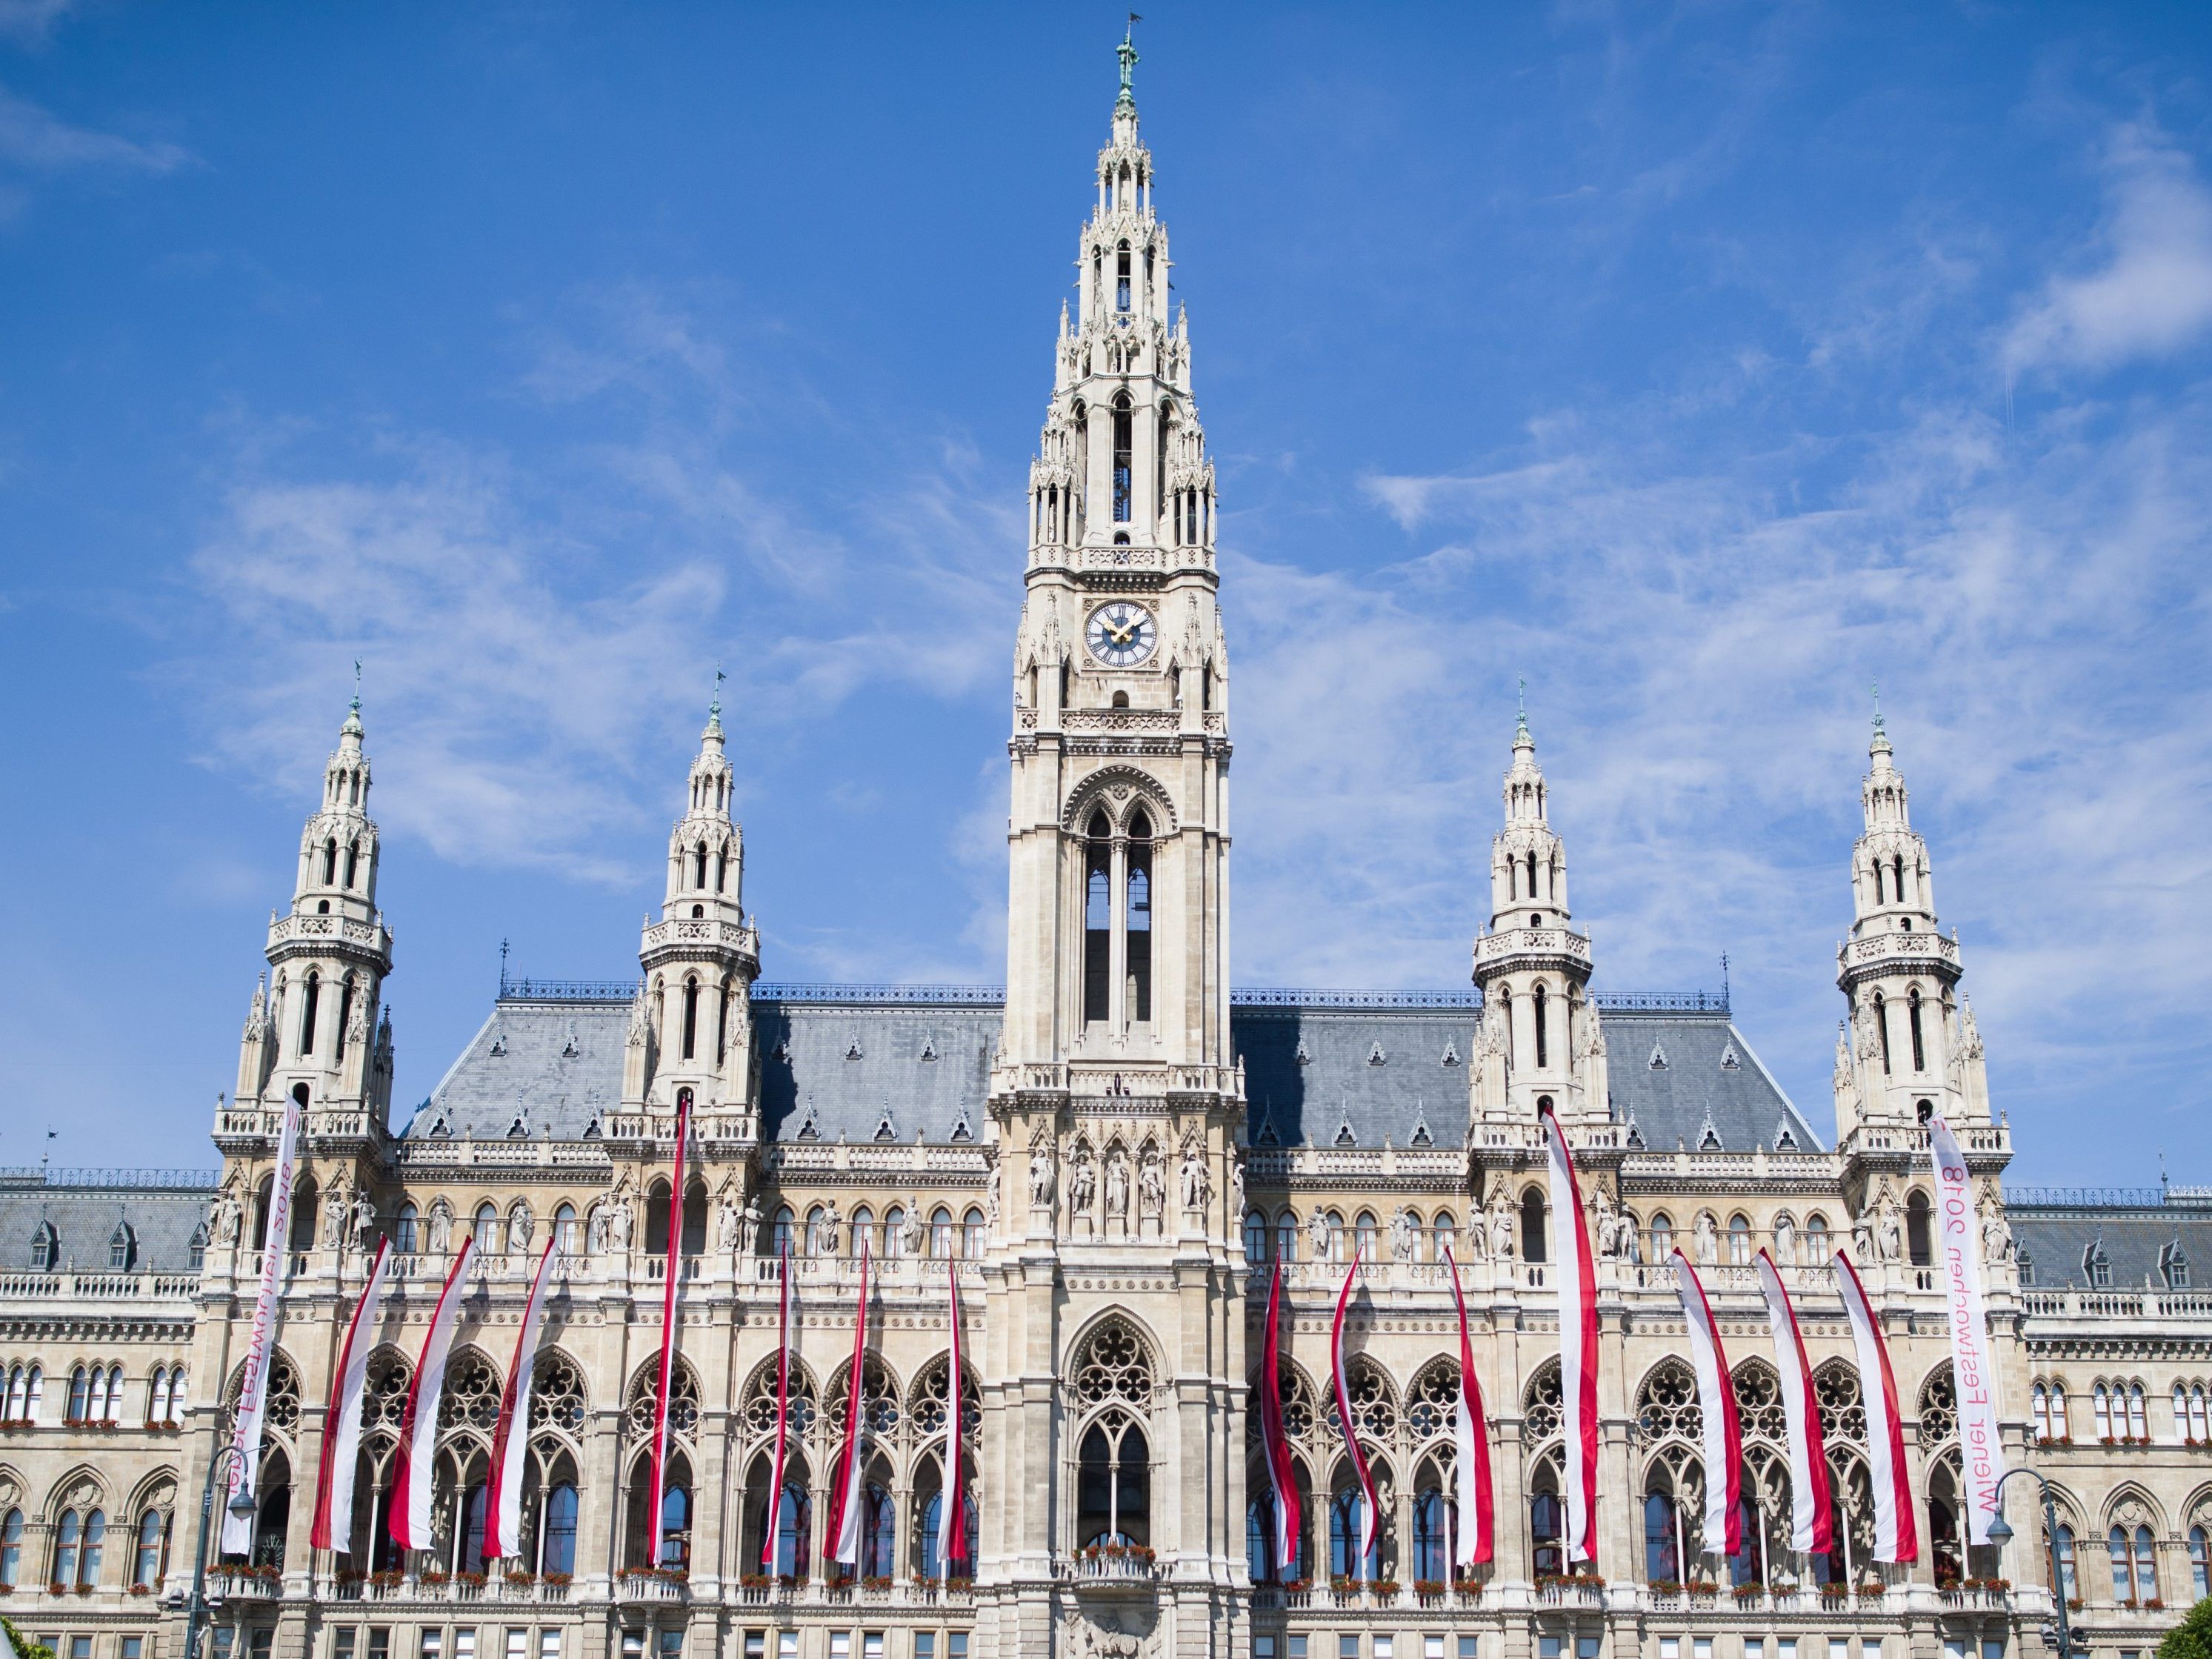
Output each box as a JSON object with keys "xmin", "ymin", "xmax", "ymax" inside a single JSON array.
[
  {"xmin": 1029, "ymin": 1146, "xmax": 1056, "ymax": 1211},
  {"xmin": 587, "ymin": 1200, "xmax": 610, "ymax": 1254},
  {"xmin": 1619, "ymin": 1216, "xmax": 1641, "ymax": 1263},
  {"xmin": 1980, "ymin": 1198, "xmax": 2014, "ymax": 1264},
  {"xmin": 898, "ymin": 1206, "xmax": 922, "ymax": 1256},
  {"xmin": 350, "ymin": 1191, "xmax": 376, "ymax": 1249},
  {"xmin": 427, "ymin": 1197, "xmax": 454, "ymax": 1254},
  {"xmin": 608, "ymin": 1188, "xmax": 635, "ymax": 1251},
  {"xmin": 740, "ymin": 1197, "xmax": 762, "ymax": 1254},
  {"xmin": 322, "ymin": 1186, "xmax": 350, "ymax": 1249},
  {"xmin": 1773, "ymin": 1213, "xmax": 1797, "ymax": 1267},
  {"xmin": 1390, "ymin": 1211, "xmax": 1416, "ymax": 1264},
  {"xmin": 1069, "ymin": 1146, "xmax": 1098, "ymax": 1217},
  {"xmin": 1105, "ymin": 1151, "xmax": 1130, "ymax": 1219},
  {"xmin": 1307, "ymin": 1210, "xmax": 1333, "ymax": 1262},
  {"xmin": 1488, "ymin": 1193, "xmax": 1516, "ymax": 1262},
  {"xmin": 1462, "ymin": 1211, "xmax": 1488, "ymax": 1263},
  {"xmin": 818, "ymin": 1201, "xmax": 844, "ymax": 1257},
  {"xmin": 1877, "ymin": 1201, "xmax": 1903, "ymax": 1265},
  {"xmin": 716, "ymin": 1197, "xmax": 741, "ymax": 1253},
  {"xmin": 1179, "ymin": 1143, "xmax": 1208, "ymax": 1211},
  {"xmin": 985, "ymin": 1161, "xmax": 1002, "ymax": 1226},
  {"xmin": 1138, "ymin": 1147, "xmax": 1165, "ymax": 1217},
  {"xmin": 1851, "ymin": 1203, "xmax": 1873, "ymax": 1265},
  {"xmin": 1592, "ymin": 1186, "xmax": 1617, "ymax": 1259},
  {"xmin": 212, "ymin": 1182, "xmax": 243, "ymax": 1246},
  {"xmin": 1228, "ymin": 1153, "xmax": 1245, "ymax": 1218},
  {"xmin": 508, "ymin": 1198, "xmax": 534, "ymax": 1254},
  {"xmin": 1693, "ymin": 1211, "xmax": 1718, "ymax": 1266}
]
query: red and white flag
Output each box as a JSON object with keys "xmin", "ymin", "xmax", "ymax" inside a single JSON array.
[
  {"xmin": 1835, "ymin": 1249, "xmax": 1916, "ymax": 1562},
  {"xmin": 944, "ymin": 1251, "xmax": 970, "ymax": 1569},
  {"xmin": 388, "ymin": 1235, "xmax": 476, "ymax": 1553},
  {"xmin": 1442, "ymin": 1245, "xmax": 1493, "ymax": 1567},
  {"xmin": 1670, "ymin": 1249, "xmax": 1741, "ymax": 1557},
  {"xmin": 310, "ymin": 1237, "xmax": 393, "ymax": 1555},
  {"xmin": 485, "ymin": 1237, "xmax": 559, "ymax": 1560},
  {"xmin": 1542, "ymin": 1103, "xmax": 1599, "ymax": 1563},
  {"xmin": 1929, "ymin": 1114, "xmax": 2005, "ymax": 1544},
  {"xmin": 645, "ymin": 1092, "xmax": 692, "ymax": 1566},
  {"xmin": 1330, "ymin": 1246, "xmax": 1381, "ymax": 1578},
  {"xmin": 825, "ymin": 1238, "xmax": 872, "ymax": 1567},
  {"xmin": 760, "ymin": 1240, "xmax": 793, "ymax": 1572},
  {"xmin": 1256, "ymin": 1260, "xmax": 1302, "ymax": 1580},
  {"xmin": 1755, "ymin": 1249, "xmax": 1832, "ymax": 1554},
  {"xmin": 221, "ymin": 1092, "xmax": 304, "ymax": 1557}
]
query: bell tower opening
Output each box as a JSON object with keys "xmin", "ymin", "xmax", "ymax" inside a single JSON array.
[{"xmin": 1084, "ymin": 812, "xmax": 1112, "ymax": 1025}]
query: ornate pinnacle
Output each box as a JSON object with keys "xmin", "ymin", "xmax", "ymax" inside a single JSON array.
[
  {"xmin": 1515, "ymin": 674, "xmax": 1530, "ymax": 743},
  {"xmin": 1117, "ymin": 15, "xmax": 1140, "ymax": 104}
]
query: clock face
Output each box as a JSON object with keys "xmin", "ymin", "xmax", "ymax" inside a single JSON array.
[{"xmin": 1086, "ymin": 602, "xmax": 1156, "ymax": 668}]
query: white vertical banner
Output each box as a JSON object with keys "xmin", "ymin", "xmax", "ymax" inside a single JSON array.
[
  {"xmin": 1929, "ymin": 1115, "xmax": 2006, "ymax": 1543},
  {"xmin": 220, "ymin": 1094, "xmax": 304, "ymax": 1556}
]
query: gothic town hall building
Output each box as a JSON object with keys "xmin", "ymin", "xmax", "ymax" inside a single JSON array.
[{"xmin": 3, "ymin": 45, "xmax": 2210, "ymax": 1659}]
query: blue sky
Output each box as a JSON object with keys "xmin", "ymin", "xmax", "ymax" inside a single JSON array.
[{"xmin": 2, "ymin": 3, "xmax": 2208, "ymax": 1186}]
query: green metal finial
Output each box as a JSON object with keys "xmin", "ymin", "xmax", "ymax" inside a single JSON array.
[
  {"xmin": 1118, "ymin": 14, "xmax": 1141, "ymax": 103},
  {"xmin": 351, "ymin": 657, "xmax": 362, "ymax": 714},
  {"xmin": 711, "ymin": 662, "xmax": 725, "ymax": 720},
  {"xmin": 1516, "ymin": 674, "xmax": 1530, "ymax": 740},
  {"xmin": 1870, "ymin": 679, "xmax": 1884, "ymax": 737}
]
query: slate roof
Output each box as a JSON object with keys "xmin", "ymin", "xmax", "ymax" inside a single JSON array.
[
  {"xmin": 2010, "ymin": 1192, "xmax": 2212, "ymax": 1291},
  {"xmin": 0, "ymin": 1170, "xmax": 215, "ymax": 1274},
  {"xmin": 416, "ymin": 989, "xmax": 1817, "ymax": 1154}
]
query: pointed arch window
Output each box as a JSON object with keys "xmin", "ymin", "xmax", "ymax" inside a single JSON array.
[
  {"xmin": 1908, "ymin": 988, "xmax": 1926, "ymax": 1072},
  {"xmin": 1111, "ymin": 394, "xmax": 1133, "ymax": 522},
  {"xmin": 1116, "ymin": 243, "xmax": 1131, "ymax": 313},
  {"xmin": 322, "ymin": 837, "xmax": 338, "ymax": 883},
  {"xmin": 1076, "ymin": 1416, "xmax": 1150, "ymax": 1547},
  {"xmin": 335, "ymin": 974, "xmax": 356, "ymax": 1063},
  {"xmin": 1871, "ymin": 992, "xmax": 1890, "ymax": 1075},
  {"xmin": 1533, "ymin": 982, "xmax": 1549, "ymax": 1068},
  {"xmin": 1083, "ymin": 811, "xmax": 1113, "ymax": 1025},
  {"xmin": 0, "ymin": 1506, "xmax": 19, "ymax": 1589},
  {"xmin": 342, "ymin": 839, "xmax": 359, "ymax": 888},
  {"xmin": 395, "ymin": 1202, "xmax": 419, "ymax": 1255},
  {"xmin": 299, "ymin": 970, "xmax": 321, "ymax": 1058},
  {"xmin": 1126, "ymin": 810, "xmax": 1153, "ymax": 1024},
  {"xmin": 1520, "ymin": 1187, "xmax": 1548, "ymax": 1264},
  {"xmin": 1873, "ymin": 860, "xmax": 1886, "ymax": 905},
  {"xmin": 681, "ymin": 977, "xmax": 700, "ymax": 1061},
  {"xmin": 1906, "ymin": 1191, "xmax": 1933, "ymax": 1268}
]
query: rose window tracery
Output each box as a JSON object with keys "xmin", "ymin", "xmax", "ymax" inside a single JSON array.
[
  {"xmin": 1522, "ymin": 1363, "xmax": 1562, "ymax": 1449},
  {"xmin": 742, "ymin": 1363, "xmax": 818, "ymax": 1441},
  {"xmin": 1733, "ymin": 1363, "xmax": 1786, "ymax": 1446},
  {"xmin": 363, "ymin": 1352, "xmax": 410, "ymax": 1437},
  {"xmin": 1323, "ymin": 1355, "xmax": 1399, "ymax": 1444},
  {"xmin": 912, "ymin": 1355, "xmax": 980, "ymax": 1447},
  {"xmin": 1073, "ymin": 1323, "xmax": 1152, "ymax": 1409},
  {"xmin": 1918, "ymin": 1366, "xmax": 1956, "ymax": 1447},
  {"xmin": 1407, "ymin": 1360, "xmax": 1461, "ymax": 1443},
  {"xmin": 223, "ymin": 1354, "xmax": 302, "ymax": 1443},
  {"xmin": 1814, "ymin": 1360, "xmax": 1866, "ymax": 1446},
  {"xmin": 827, "ymin": 1355, "xmax": 902, "ymax": 1438},
  {"xmin": 439, "ymin": 1352, "xmax": 502, "ymax": 1432},
  {"xmin": 529, "ymin": 1354, "xmax": 587, "ymax": 1437},
  {"xmin": 627, "ymin": 1362, "xmax": 701, "ymax": 1442},
  {"xmin": 1636, "ymin": 1359, "xmax": 1704, "ymax": 1444}
]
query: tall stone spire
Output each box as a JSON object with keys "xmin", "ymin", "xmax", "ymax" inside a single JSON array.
[
  {"xmin": 630, "ymin": 680, "xmax": 762, "ymax": 1122},
  {"xmin": 1470, "ymin": 697, "xmax": 1602, "ymax": 1127},
  {"xmin": 1833, "ymin": 707, "xmax": 1985, "ymax": 1137},
  {"xmin": 227, "ymin": 693, "xmax": 396, "ymax": 1142}
]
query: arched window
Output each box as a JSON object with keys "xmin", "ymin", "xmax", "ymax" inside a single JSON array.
[
  {"xmin": 335, "ymin": 974, "xmax": 356, "ymax": 1062},
  {"xmin": 1906, "ymin": 1192, "xmax": 1933, "ymax": 1268},
  {"xmin": 1644, "ymin": 1482, "xmax": 1682, "ymax": 1585},
  {"xmin": 682, "ymin": 977, "xmax": 699, "ymax": 1061},
  {"xmin": 1329, "ymin": 1478, "xmax": 1382, "ymax": 1580},
  {"xmin": 658, "ymin": 1482, "xmax": 691, "ymax": 1569},
  {"xmin": 1115, "ymin": 242, "xmax": 1131, "ymax": 313},
  {"xmin": 1084, "ymin": 812, "xmax": 1112, "ymax": 1024},
  {"xmin": 1533, "ymin": 983, "xmax": 1549, "ymax": 1068},
  {"xmin": 883, "ymin": 1206, "xmax": 907, "ymax": 1256},
  {"xmin": 4, "ymin": 1366, "xmax": 24, "ymax": 1423},
  {"xmin": 2186, "ymin": 1384, "xmax": 2211, "ymax": 1443},
  {"xmin": 1893, "ymin": 854, "xmax": 1907, "ymax": 902},
  {"xmin": 554, "ymin": 1203, "xmax": 579, "ymax": 1255},
  {"xmin": 343, "ymin": 840, "xmax": 359, "ymax": 888},
  {"xmin": 2092, "ymin": 1383, "xmax": 2113, "ymax": 1441},
  {"xmin": 2031, "ymin": 1383, "xmax": 2052, "ymax": 1442},
  {"xmin": 77, "ymin": 1508, "xmax": 104, "ymax": 1588},
  {"xmin": 1530, "ymin": 1480, "xmax": 1564, "ymax": 1579},
  {"xmin": 474, "ymin": 1203, "xmax": 502, "ymax": 1254},
  {"xmin": 542, "ymin": 1483, "xmax": 579, "ymax": 1577},
  {"xmin": 395, "ymin": 1202, "xmax": 419, "ymax": 1255},
  {"xmin": 0, "ymin": 1507, "xmax": 19, "ymax": 1589},
  {"xmin": 54, "ymin": 1509, "xmax": 80, "ymax": 1588},
  {"xmin": 68, "ymin": 1365, "xmax": 90, "ymax": 1422},
  {"xmin": 768, "ymin": 1468, "xmax": 810, "ymax": 1578},
  {"xmin": 2111, "ymin": 1523, "xmax": 2159, "ymax": 1603},
  {"xmin": 132, "ymin": 1509, "xmax": 167, "ymax": 1589},
  {"xmin": 21, "ymin": 1366, "xmax": 40, "ymax": 1423},
  {"xmin": 861, "ymin": 1480, "xmax": 896, "ymax": 1579},
  {"xmin": 2051, "ymin": 1522, "xmax": 2078, "ymax": 1600},
  {"xmin": 930, "ymin": 1206, "xmax": 954, "ymax": 1259},
  {"xmin": 1276, "ymin": 1210, "xmax": 1299, "ymax": 1263},
  {"xmin": 1355, "ymin": 1211, "xmax": 1378, "ymax": 1263},
  {"xmin": 770, "ymin": 1206, "xmax": 795, "ymax": 1257},
  {"xmin": 1907, "ymin": 988, "xmax": 1926, "ymax": 1072},
  {"xmin": 1111, "ymin": 395, "xmax": 1133, "ymax": 522},
  {"xmin": 1728, "ymin": 1215, "xmax": 1752, "ymax": 1266},
  {"xmin": 1430, "ymin": 1210, "xmax": 1458, "ymax": 1263},
  {"xmin": 1872, "ymin": 860, "xmax": 1885, "ymax": 905},
  {"xmin": 1871, "ymin": 992, "xmax": 1890, "ymax": 1075},
  {"xmin": 962, "ymin": 1207, "xmax": 986, "ymax": 1259},
  {"xmin": 149, "ymin": 1367, "xmax": 170, "ymax": 1427},
  {"xmin": 1520, "ymin": 1188, "xmax": 1548, "ymax": 1264},
  {"xmin": 2126, "ymin": 1382, "xmax": 2147, "ymax": 1439},
  {"xmin": 2191, "ymin": 1524, "xmax": 2210, "ymax": 1600},
  {"xmin": 1243, "ymin": 1211, "xmax": 1269, "ymax": 1262},
  {"xmin": 1077, "ymin": 1417, "xmax": 1149, "ymax": 1546},
  {"xmin": 1648, "ymin": 1212, "xmax": 1673, "ymax": 1261},
  {"xmin": 299, "ymin": 969, "xmax": 321, "ymax": 1057},
  {"xmin": 1413, "ymin": 1482, "xmax": 1451, "ymax": 1583},
  {"xmin": 1805, "ymin": 1214, "xmax": 1829, "ymax": 1257},
  {"xmin": 322, "ymin": 837, "xmax": 338, "ymax": 883},
  {"xmin": 1125, "ymin": 811, "xmax": 1152, "ymax": 1024}
]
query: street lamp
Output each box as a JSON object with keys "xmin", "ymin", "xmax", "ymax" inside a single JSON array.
[
  {"xmin": 181, "ymin": 1441, "xmax": 266, "ymax": 1659},
  {"xmin": 1985, "ymin": 1467, "xmax": 2079, "ymax": 1658}
]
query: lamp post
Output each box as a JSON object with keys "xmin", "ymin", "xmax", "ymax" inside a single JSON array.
[
  {"xmin": 1985, "ymin": 1467, "xmax": 2076, "ymax": 1658},
  {"xmin": 181, "ymin": 1440, "xmax": 264, "ymax": 1659}
]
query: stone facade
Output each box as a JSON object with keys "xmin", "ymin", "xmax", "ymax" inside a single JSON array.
[{"xmin": 2, "ymin": 37, "xmax": 2208, "ymax": 1659}]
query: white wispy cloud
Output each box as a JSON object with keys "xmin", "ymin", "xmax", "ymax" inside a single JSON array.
[
  {"xmin": 2006, "ymin": 122, "xmax": 2212, "ymax": 374},
  {"xmin": 0, "ymin": 85, "xmax": 190, "ymax": 176},
  {"xmin": 0, "ymin": 0, "xmax": 74, "ymax": 47}
]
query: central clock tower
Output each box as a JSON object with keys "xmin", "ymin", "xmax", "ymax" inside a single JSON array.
[
  {"xmin": 997, "ymin": 39, "xmax": 1231, "ymax": 1091},
  {"xmin": 979, "ymin": 34, "xmax": 1247, "ymax": 1659}
]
